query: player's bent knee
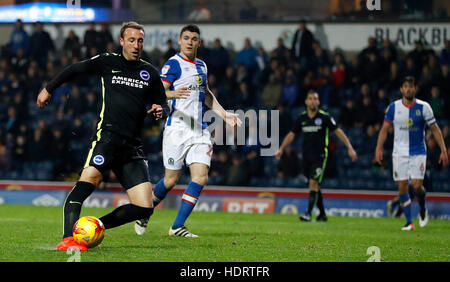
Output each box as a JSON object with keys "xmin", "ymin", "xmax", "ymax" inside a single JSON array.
[
  {"xmin": 79, "ymin": 166, "xmax": 102, "ymax": 187},
  {"xmin": 193, "ymin": 175, "xmax": 208, "ymax": 186},
  {"xmin": 164, "ymin": 177, "xmax": 178, "ymax": 190}
]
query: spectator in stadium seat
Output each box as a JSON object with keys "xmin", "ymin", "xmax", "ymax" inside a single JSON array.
[
  {"xmin": 65, "ymin": 85, "xmax": 86, "ymax": 115},
  {"xmin": 311, "ymin": 41, "xmax": 331, "ymax": 70},
  {"xmin": 345, "ymin": 56, "xmax": 363, "ymax": 87},
  {"xmin": 97, "ymin": 23, "xmax": 114, "ymax": 53},
  {"xmin": 363, "ymin": 52, "xmax": 383, "ymax": 84},
  {"xmin": 23, "ymin": 66, "xmax": 41, "ymax": 102},
  {"xmin": 27, "ymin": 127, "xmax": 47, "ymax": 162},
  {"xmin": 225, "ymin": 153, "xmax": 250, "ymax": 186},
  {"xmin": 9, "ymin": 19, "xmax": 29, "ymax": 55},
  {"xmin": 407, "ymin": 40, "xmax": 429, "ymax": 71},
  {"xmin": 218, "ymin": 66, "xmax": 238, "ymax": 98},
  {"xmin": 375, "ymin": 88, "xmax": 389, "ymax": 113},
  {"xmin": 8, "ymin": 72, "xmax": 24, "ymax": 96},
  {"xmin": 429, "ymin": 86, "xmax": 443, "ymax": 118},
  {"xmin": 298, "ymin": 70, "xmax": 314, "ymax": 103},
  {"xmin": 380, "ymin": 38, "xmax": 398, "ymax": 62},
  {"xmin": 49, "ymin": 128, "xmax": 70, "ymax": 180},
  {"xmin": 383, "ymin": 61, "xmax": 403, "ymax": 95},
  {"xmin": 208, "ymin": 38, "xmax": 230, "ymax": 82},
  {"xmin": 10, "ymin": 92, "xmax": 28, "ymax": 122},
  {"xmin": 4, "ymin": 106, "xmax": 21, "ymax": 136},
  {"xmin": 12, "ymin": 134, "xmax": 27, "ymax": 171},
  {"xmin": 70, "ymin": 116, "xmax": 87, "ymax": 142},
  {"xmin": 330, "ymin": 53, "xmax": 346, "ymax": 90},
  {"xmin": 29, "ymin": 22, "xmax": 55, "ymax": 69},
  {"xmin": 281, "ymin": 69, "xmax": 299, "ymax": 108},
  {"xmin": 210, "ymin": 150, "xmax": 231, "ymax": 185},
  {"xmin": 187, "ymin": 0, "xmax": 212, "ymax": 21},
  {"xmin": 11, "ymin": 48, "xmax": 29, "ymax": 76},
  {"xmin": 427, "ymin": 53, "xmax": 440, "ymax": 78},
  {"xmin": 235, "ymin": 38, "xmax": 259, "ymax": 75},
  {"xmin": 272, "ymin": 38, "xmax": 290, "ymax": 67},
  {"xmin": 239, "ymin": 0, "xmax": 259, "ymax": 20},
  {"xmin": 277, "ymin": 146, "xmax": 300, "ymax": 179},
  {"xmin": 339, "ymin": 99, "xmax": 362, "ymax": 128},
  {"xmin": 63, "ymin": 30, "xmax": 82, "ymax": 58},
  {"xmin": 359, "ymin": 96, "xmax": 379, "ymax": 127},
  {"xmin": 417, "ymin": 65, "xmax": 433, "ymax": 101},
  {"xmin": 54, "ymin": 110, "xmax": 71, "ymax": 138},
  {"xmin": 261, "ymin": 72, "xmax": 282, "ymax": 108},
  {"xmin": 291, "ymin": 19, "xmax": 314, "ymax": 70},
  {"xmin": 83, "ymin": 23, "xmax": 99, "ymax": 56},
  {"xmin": 85, "ymin": 91, "xmax": 98, "ymax": 114},
  {"xmin": 439, "ymin": 40, "xmax": 450, "ymax": 66},
  {"xmin": 256, "ymin": 46, "xmax": 268, "ymax": 74},
  {"xmin": 358, "ymin": 37, "xmax": 378, "ymax": 65},
  {"xmin": 163, "ymin": 39, "xmax": 177, "ymax": 62}
]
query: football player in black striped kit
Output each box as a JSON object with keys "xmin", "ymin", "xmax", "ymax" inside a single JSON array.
[
  {"xmin": 276, "ymin": 91, "xmax": 358, "ymax": 222},
  {"xmin": 37, "ymin": 22, "xmax": 169, "ymax": 251}
]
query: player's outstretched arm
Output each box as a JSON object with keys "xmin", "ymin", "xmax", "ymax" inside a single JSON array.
[
  {"xmin": 334, "ymin": 128, "xmax": 358, "ymax": 161},
  {"xmin": 375, "ymin": 121, "xmax": 391, "ymax": 164},
  {"xmin": 37, "ymin": 56, "xmax": 101, "ymax": 108},
  {"xmin": 429, "ymin": 123, "xmax": 449, "ymax": 167},
  {"xmin": 275, "ymin": 131, "xmax": 296, "ymax": 160},
  {"xmin": 205, "ymin": 84, "xmax": 242, "ymax": 127}
]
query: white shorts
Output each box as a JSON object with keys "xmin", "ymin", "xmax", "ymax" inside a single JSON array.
[
  {"xmin": 392, "ymin": 155, "xmax": 427, "ymax": 181},
  {"xmin": 162, "ymin": 126, "xmax": 213, "ymax": 170}
]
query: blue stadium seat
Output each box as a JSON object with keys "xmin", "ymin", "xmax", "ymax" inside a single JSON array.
[{"xmin": 322, "ymin": 178, "xmax": 339, "ymax": 189}]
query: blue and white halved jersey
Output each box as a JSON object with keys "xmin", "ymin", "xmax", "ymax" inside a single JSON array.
[
  {"xmin": 160, "ymin": 53, "xmax": 208, "ymax": 130},
  {"xmin": 384, "ymin": 99, "xmax": 436, "ymax": 156}
]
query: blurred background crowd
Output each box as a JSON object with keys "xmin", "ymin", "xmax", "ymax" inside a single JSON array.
[{"xmin": 0, "ymin": 0, "xmax": 449, "ymax": 191}]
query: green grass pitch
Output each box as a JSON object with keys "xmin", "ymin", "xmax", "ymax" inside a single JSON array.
[{"xmin": 0, "ymin": 204, "xmax": 449, "ymax": 262}]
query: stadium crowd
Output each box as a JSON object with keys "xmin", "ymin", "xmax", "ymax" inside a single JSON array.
[{"xmin": 0, "ymin": 20, "xmax": 449, "ymax": 191}]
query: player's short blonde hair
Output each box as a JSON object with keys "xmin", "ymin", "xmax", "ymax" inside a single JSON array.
[{"xmin": 120, "ymin": 21, "xmax": 145, "ymax": 38}]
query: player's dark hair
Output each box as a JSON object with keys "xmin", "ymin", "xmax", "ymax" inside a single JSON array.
[
  {"xmin": 120, "ymin": 21, "xmax": 145, "ymax": 38},
  {"xmin": 180, "ymin": 24, "xmax": 201, "ymax": 37},
  {"xmin": 401, "ymin": 76, "xmax": 416, "ymax": 87},
  {"xmin": 306, "ymin": 89, "xmax": 318, "ymax": 98}
]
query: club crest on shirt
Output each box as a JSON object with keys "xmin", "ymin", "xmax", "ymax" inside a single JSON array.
[
  {"xmin": 200, "ymin": 66, "xmax": 207, "ymax": 74},
  {"xmin": 416, "ymin": 109, "xmax": 421, "ymax": 116},
  {"xmin": 314, "ymin": 118, "xmax": 322, "ymax": 126},
  {"xmin": 93, "ymin": 155, "xmax": 104, "ymax": 165},
  {"xmin": 140, "ymin": 70, "xmax": 150, "ymax": 81},
  {"xmin": 194, "ymin": 74, "xmax": 203, "ymax": 85},
  {"xmin": 406, "ymin": 118, "xmax": 414, "ymax": 127},
  {"xmin": 161, "ymin": 65, "xmax": 170, "ymax": 75}
]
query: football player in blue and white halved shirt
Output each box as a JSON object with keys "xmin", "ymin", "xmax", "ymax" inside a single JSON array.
[
  {"xmin": 135, "ymin": 24, "xmax": 242, "ymax": 237},
  {"xmin": 376, "ymin": 76, "xmax": 448, "ymax": 231}
]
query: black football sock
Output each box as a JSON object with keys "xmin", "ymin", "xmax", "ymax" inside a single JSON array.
[
  {"xmin": 317, "ymin": 190, "xmax": 326, "ymax": 215},
  {"xmin": 415, "ymin": 186, "xmax": 426, "ymax": 214},
  {"xmin": 63, "ymin": 181, "xmax": 96, "ymax": 238},
  {"xmin": 307, "ymin": 191, "xmax": 318, "ymax": 215},
  {"xmin": 99, "ymin": 204, "xmax": 154, "ymax": 229}
]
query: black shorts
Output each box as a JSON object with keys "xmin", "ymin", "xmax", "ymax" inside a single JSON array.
[
  {"xmin": 303, "ymin": 153, "xmax": 328, "ymax": 184},
  {"xmin": 83, "ymin": 129, "xmax": 150, "ymax": 190}
]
